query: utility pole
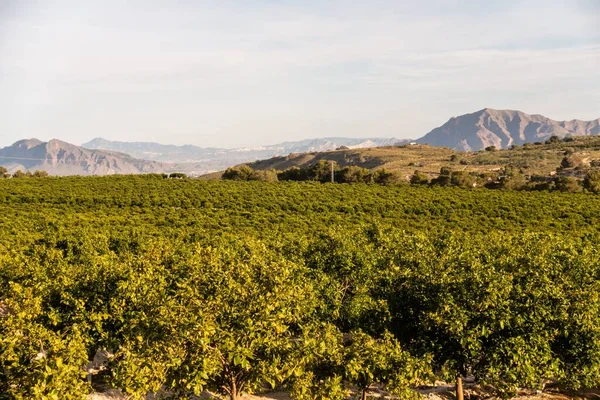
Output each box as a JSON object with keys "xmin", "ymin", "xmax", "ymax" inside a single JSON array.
[{"xmin": 331, "ymin": 161, "xmax": 335, "ymax": 183}]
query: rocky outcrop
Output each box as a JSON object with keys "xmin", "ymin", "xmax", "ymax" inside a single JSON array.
[{"xmin": 417, "ymin": 108, "xmax": 600, "ymax": 151}]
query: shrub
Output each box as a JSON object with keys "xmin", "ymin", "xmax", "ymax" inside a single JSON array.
[
  {"xmin": 583, "ymin": 171, "xmax": 600, "ymax": 193},
  {"xmin": 222, "ymin": 166, "xmax": 254, "ymax": 181},
  {"xmin": 337, "ymin": 166, "xmax": 372, "ymax": 184},
  {"xmin": 372, "ymin": 169, "xmax": 401, "ymax": 185},
  {"xmin": 278, "ymin": 167, "xmax": 306, "ymax": 181},
  {"xmin": 554, "ymin": 177, "xmax": 582, "ymax": 192},
  {"xmin": 410, "ymin": 171, "xmax": 429, "ymax": 185},
  {"xmin": 249, "ymin": 169, "xmax": 278, "ymax": 182},
  {"xmin": 430, "ymin": 167, "xmax": 452, "ymax": 186},
  {"xmin": 450, "ymin": 171, "xmax": 478, "ymax": 188},
  {"xmin": 560, "ymin": 156, "xmax": 582, "ymax": 169},
  {"xmin": 545, "ymin": 135, "xmax": 561, "ymax": 144}
]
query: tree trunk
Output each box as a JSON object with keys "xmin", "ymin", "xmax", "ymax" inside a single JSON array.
[
  {"xmin": 361, "ymin": 388, "xmax": 368, "ymax": 400},
  {"xmin": 230, "ymin": 381, "xmax": 239, "ymax": 400},
  {"xmin": 456, "ymin": 376, "xmax": 464, "ymax": 400}
]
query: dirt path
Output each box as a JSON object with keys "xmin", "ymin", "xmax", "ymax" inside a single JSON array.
[{"xmin": 89, "ymin": 389, "xmax": 600, "ymax": 400}]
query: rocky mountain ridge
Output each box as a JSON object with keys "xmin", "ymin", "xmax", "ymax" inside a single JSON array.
[
  {"xmin": 4, "ymin": 109, "xmax": 599, "ymax": 176},
  {"xmin": 417, "ymin": 108, "xmax": 600, "ymax": 151},
  {"xmin": 81, "ymin": 137, "xmax": 408, "ymax": 174},
  {"xmin": 0, "ymin": 139, "xmax": 164, "ymax": 175}
]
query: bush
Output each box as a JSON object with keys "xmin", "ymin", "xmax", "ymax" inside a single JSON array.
[
  {"xmin": 278, "ymin": 167, "xmax": 307, "ymax": 181},
  {"xmin": 249, "ymin": 169, "xmax": 278, "ymax": 182},
  {"xmin": 337, "ymin": 166, "xmax": 372, "ymax": 184},
  {"xmin": 545, "ymin": 135, "xmax": 561, "ymax": 144},
  {"xmin": 560, "ymin": 156, "xmax": 582, "ymax": 169},
  {"xmin": 554, "ymin": 177, "xmax": 582, "ymax": 192},
  {"xmin": 583, "ymin": 171, "xmax": 600, "ymax": 193},
  {"xmin": 372, "ymin": 169, "xmax": 401, "ymax": 185},
  {"xmin": 430, "ymin": 167, "xmax": 452, "ymax": 186},
  {"xmin": 450, "ymin": 171, "xmax": 478, "ymax": 188},
  {"xmin": 222, "ymin": 166, "xmax": 254, "ymax": 181},
  {"xmin": 410, "ymin": 171, "xmax": 429, "ymax": 185},
  {"xmin": 499, "ymin": 167, "xmax": 528, "ymax": 190}
]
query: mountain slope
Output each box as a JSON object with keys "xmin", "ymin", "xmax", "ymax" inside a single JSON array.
[
  {"xmin": 0, "ymin": 139, "xmax": 164, "ymax": 176},
  {"xmin": 82, "ymin": 137, "xmax": 408, "ymax": 173},
  {"xmin": 417, "ymin": 108, "xmax": 600, "ymax": 151}
]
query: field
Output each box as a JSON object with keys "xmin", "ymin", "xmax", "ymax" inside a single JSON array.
[{"xmin": 1, "ymin": 176, "xmax": 600, "ymax": 399}]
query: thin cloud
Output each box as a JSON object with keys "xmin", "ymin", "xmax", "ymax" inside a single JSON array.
[{"xmin": 0, "ymin": 0, "xmax": 598, "ymax": 147}]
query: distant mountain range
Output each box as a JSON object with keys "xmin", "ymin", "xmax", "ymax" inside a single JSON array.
[
  {"xmin": 81, "ymin": 137, "xmax": 407, "ymax": 174},
  {"xmin": 0, "ymin": 139, "xmax": 163, "ymax": 175},
  {"xmin": 2, "ymin": 109, "xmax": 599, "ymax": 176},
  {"xmin": 418, "ymin": 108, "xmax": 600, "ymax": 151}
]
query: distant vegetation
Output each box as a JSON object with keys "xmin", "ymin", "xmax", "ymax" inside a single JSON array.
[
  {"xmin": 221, "ymin": 136, "xmax": 600, "ymax": 193},
  {"xmin": 0, "ymin": 166, "xmax": 48, "ymax": 178},
  {"xmin": 1, "ymin": 176, "xmax": 600, "ymax": 399}
]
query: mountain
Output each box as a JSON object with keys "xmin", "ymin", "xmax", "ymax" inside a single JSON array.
[
  {"xmin": 417, "ymin": 108, "xmax": 600, "ymax": 151},
  {"xmin": 0, "ymin": 139, "xmax": 164, "ymax": 176},
  {"xmin": 82, "ymin": 137, "xmax": 408, "ymax": 174}
]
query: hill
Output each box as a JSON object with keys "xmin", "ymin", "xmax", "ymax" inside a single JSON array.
[
  {"xmin": 417, "ymin": 108, "xmax": 600, "ymax": 151},
  {"xmin": 82, "ymin": 137, "xmax": 408, "ymax": 174},
  {"xmin": 237, "ymin": 136, "xmax": 600, "ymax": 182},
  {"xmin": 0, "ymin": 139, "xmax": 164, "ymax": 176}
]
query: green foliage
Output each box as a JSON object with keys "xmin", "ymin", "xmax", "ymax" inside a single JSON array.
[
  {"xmin": 277, "ymin": 167, "xmax": 307, "ymax": 182},
  {"xmin": 450, "ymin": 171, "xmax": 479, "ymax": 188},
  {"xmin": 382, "ymin": 232, "xmax": 600, "ymax": 396},
  {"xmin": 554, "ymin": 176, "xmax": 582, "ymax": 192},
  {"xmin": 499, "ymin": 166, "xmax": 528, "ymax": 190},
  {"xmin": 410, "ymin": 170, "xmax": 429, "ymax": 185},
  {"xmin": 371, "ymin": 169, "xmax": 401, "ymax": 185},
  {"xmin": 430, "ymin": 167, "xmax": 452, "ymax": 186},
  {"xmin": 546, "ymin": 135, "xmax": 562, "ymax": 144},
  {"xmin": 223, "ymin": 166, "xmax": 280, "ymax": 182},
  {"xmin": 276, "ymin": 164, "xmax": 400, "ymax": 185},
  {"xmin": 583, "ymin": 171, "xmax": 600, "ymax": 193},
  {"xmin": 1, "ymin": 176, "xmax": 600, "ymax": 398},
  {"xmin": 11, "ymin": 170, "xmax": 28, "ymax": 178},
  {"xmin": 223, "ymin": 165, "xmax": 256, "ymax": 181},
  {"xmin": 560, "ymin": 156, "xmax": 582, "ymax": 169},
  {"xmin": 223, "ymin": 166, "xmax": 279, "ymax": 182},
  {"xmin": 344, "ymin": 330, "xmax": 430, "ymax": 399},
  {"xmin": 336, "ymin": 166, "xmax": 372, "ymax": 184}
]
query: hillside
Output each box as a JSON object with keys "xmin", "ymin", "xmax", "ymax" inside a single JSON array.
[
  {"xmin": 82, "ymin": 137, "xmax": 408, "ymax": 174},
  {"xmin": 417, "ymin": 108, "xmax": 600, "ymax": 151},
  {"xmin": 239, "ymin": 136, "xmax": 600, "ymax": 182},
  {"xmin": 0, "ymin": 139, "xmax": 164, "ymax": 176}
]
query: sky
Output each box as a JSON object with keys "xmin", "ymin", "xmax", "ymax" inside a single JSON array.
[{"xmin": 0, "ymin": 0, "xmax": 599, "ymax": 148}]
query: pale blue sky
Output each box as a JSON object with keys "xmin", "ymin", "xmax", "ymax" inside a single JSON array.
[{"xmin": 1, "ymin": 0, "xmax": 599, "ymax": 148}]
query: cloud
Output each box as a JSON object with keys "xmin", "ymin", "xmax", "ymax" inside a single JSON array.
[{"xmin": 0, "ymin": 0, "xmax": 598, "ymax": 147}]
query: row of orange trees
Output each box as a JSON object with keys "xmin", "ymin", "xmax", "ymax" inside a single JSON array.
[
  {"xmin": 1, "ymin": 176, "xmax": 600, "ymax": 399},
  {"xmin": 1, "ymin": 228, "xmax": 599, "ymax": 399}
]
